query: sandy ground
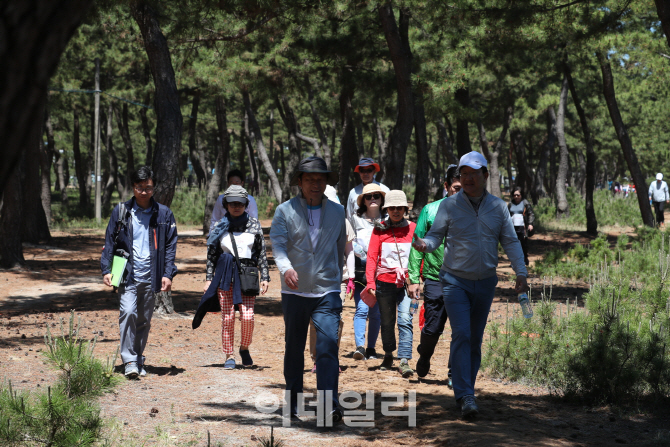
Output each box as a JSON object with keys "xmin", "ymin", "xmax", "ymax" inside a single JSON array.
[{"xmin": 1, "ymin": 226, "xmax": 668, "ymax": 446}]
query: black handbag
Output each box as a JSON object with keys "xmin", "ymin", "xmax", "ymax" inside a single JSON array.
[{"xmin": 229, "ymin": 231, "xmax": 260, "ymax": 296}]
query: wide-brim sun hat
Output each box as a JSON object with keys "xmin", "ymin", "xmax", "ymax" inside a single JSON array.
[
  {"xmin": 290, "ymin": 156, "xmax": 339, "ymax": 187},
  {"xmin": 223, "ymin": 184, "xmax": 249, "ymax": 203},
  {"xmin": 382, "ymin": 190, "xmax": 408, "ymax": 209},
  {"xmin": 354, "ymin": 157, "xmax": 381, "ymax": 173},
  {"xmin": 458, "ymin": 151, "xmax": 488, "ymax": 171},
  {"xmin": 357, "ymin": 183, "xmax": 387, "ymax": 207}
]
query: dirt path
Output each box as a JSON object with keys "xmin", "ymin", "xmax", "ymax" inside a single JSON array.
[{"xmin": 1, "ymin": 230, "xmax": 668, "ymax": 446}]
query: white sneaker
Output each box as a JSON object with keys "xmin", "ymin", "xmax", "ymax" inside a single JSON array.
[
  {"xmin": 139, "ymin": 365, "xmax": 147, "ymax": 377},
  {"xmin": 124, "ymin": 362, "xmax": 139, "ymax": 379}
]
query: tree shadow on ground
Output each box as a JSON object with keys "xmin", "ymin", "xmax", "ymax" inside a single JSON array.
[{"xmin": 192, "ymin": 388, "xmax": 670, "ymax": 445}]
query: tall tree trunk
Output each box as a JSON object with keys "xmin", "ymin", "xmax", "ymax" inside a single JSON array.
[
  {"xmin": 436, "ymin": 117, "xmax": 458, "ymax": 165},
  {"xmin": 72, "ymin": 109, "xmax": 89, "ymax": 209},
  {"xmin": 373, "ymin": 117, "xmax": 389, "ymax": 183},
  {"xmin": 22, "ymin": 99, "xmax": 51, "ymax": 244},
  {"xmin": 243, "ymin": 117, "xmax": 258, "ymax": 188},
  {"xmin": 356, "ymin": 121, "xmax": 365, "ymax": 159},
  {"xmin": 486, "ymin": 106, "xmax": 513, "ymax": 199},
  {"xmin": 269, "ymin": 109, "xmax": 276, "ymax": 168},
  {"xmin": 102, "ymin": 104, "xmax": 118, "ymax": 211},
  {"xmin": 0, "ymin": 154, "xmax": 25, "ymax": 268},
  {"xmin": 203, "ymin": 96, "xmax": 231, "ymax": 234},
  {"xmin": 555, "ymin": 74, "xmax": 570, "ymax": 218},
  {"xmin": 565, "ymin": 63, "xmax": 597, "ymax": 235},
  {"xmin": 654, "ymin": 0, "xmax": 670, "ymax": 49},
  {"xmin": 0, "ymin": 0, "xmax": 92, "ymax": 199},
  {"xmin": 187, "ymin": 90, "xmax": 208, "ymax": 186},
  {"xmin": 237, "ymin": 126, "xmax": 247, "ymax": 180},
  {"xmin": 412, "ymin": 89, "xmax": 430, "ymax": 213},
  {"xmin": 511, "ymin": 129, "xmax": 533, "ymax": 198},
  {"xmin": 455, "ymin": 87, "xmax": 472, "ymax": 158},
  {"xmin": 278, "ymin": 138, "xmax": 285, "ymax": 180},
  {"xmin": 378, "ymin": 4, "xmax": 414, "ymax": 190},
  {"xmin": 242, "ymin": 91, "xmax": 283, "ymax": 202},
  {"xmin": 42, "ymin": 107, "xmax": 55, "ymax": 225},
  {"xmin": 305, "ymin": 76, "xmax": 332, "ymax": 167},
  {"xmin": 140, "ymin": 93, "xmax": 153, "ymax": 166},
  {"xmin": 114, "ymin": 102, "xmax": 135, "ymax": 200},
  {"xmin": 55, "ymin": 153, "xmax": 68, "ymax": 206},
  {"xmin": 532, "ymin": 107, "xmax": 557, "ymax": 203},
  {"xmin": 338, "ymin": 85, "xmax": 358, "ymax": 202},
  {"xmin": 131, "ymin": 1, "xmax": 183, "ymax": 208},
  {"xmin": 276, "ymin": 94, "xmax": 302, "ymax": 201},
  {"xmin": 597, "ymin": 52, "xmax": 654, "ymax": 227}
]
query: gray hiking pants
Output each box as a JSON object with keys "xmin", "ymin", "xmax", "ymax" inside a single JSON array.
[{"xmin": 119, "ymin": 280, "xmax": 155, "ymax": 365}]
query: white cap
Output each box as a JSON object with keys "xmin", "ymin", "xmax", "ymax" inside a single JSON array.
[
  {"xmin": 657, "ymin": 173, "xmax": 663, "ymax": 181},
  {"xmin": 458, "ymin": 151, "xmax": 488, "ymax": 171}
]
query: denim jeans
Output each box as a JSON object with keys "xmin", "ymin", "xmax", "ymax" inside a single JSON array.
[
  {"xmin": 282, "ymin": 292, "xmax": 342, "ymax": 413},
  {"xmin": 375, "ymin": 281, "xmax": 414, "ymax": 359},
  {"xmin": 353, "ymin": 282, "xmax": 381, "ymax": 349},
  {"xmin": 440, "ymin": 270, "xmax": 498, "ymax": 401},
  {"xmin": 118, "ymin": 280, "xmax": 155, "ymax": 365}
]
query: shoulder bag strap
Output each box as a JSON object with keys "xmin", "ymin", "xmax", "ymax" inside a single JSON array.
[{"xmin": 228, "ymin": 231, "xmax": 243, "ymax": 272}]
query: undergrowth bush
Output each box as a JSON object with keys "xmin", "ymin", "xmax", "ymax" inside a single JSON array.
[
  {"xmin": 0, "ymin": 311, "xmax": 120, "ymax": 446},
  {"xmin": 483, "ymin": 231, "xmax": 670, "ymax": 405},
  {"xmin": 534, "ymin": 188, "xmax": 643, "ymax": 229}
]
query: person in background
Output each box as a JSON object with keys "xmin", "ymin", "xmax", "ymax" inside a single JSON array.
[
  {"xmin": 412, "ymin": 151, "xmax": 528, "ymax": 418},
  {"xmin": 270, "ymin": 156, "xmax": 346, "ymax": 424},
  {"xmin": 210, "ymin": 169, "xmax": 259, "ymax": 231},
  {"xmin": 349, "ymin": 184, "xmax": 385, "ymax": 361},
  {"xmin": 408, "ymin": 165, "xmax": 461, "ymax": 385},
  {"xmin": 346, "ymin": 158, "xmax": 390, "ymax": 219},
  {"xmin": 508, "ymin": 186, "xmax": 535, "ymax": 265},
  {"xmin": 362, "ymin": 190, "xmax": 416, "ymax": 378},
  {"xmin": 649, "ymin": 173, "xmax": 669, "ymax": 227},
  {"xmin": 101, "ymin": 166, "xmax": 178, "ymax": 379},
  {"xmin": 199, "ymin": 185, "xmax": 270, "ymax": 369}
]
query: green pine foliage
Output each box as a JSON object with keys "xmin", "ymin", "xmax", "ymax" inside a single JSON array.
[
  {"xmin": 0, "ymin": 311, "xmax": 120, "ymax": 446},
  {"xmin": 484, "ymin": 230, "xmax": 670, "ymax": 405}
]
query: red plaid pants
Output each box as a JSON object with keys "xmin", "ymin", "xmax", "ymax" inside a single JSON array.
[{"xmin": 217, "ymin": 288, "xmax": 255, "ymax": 355}]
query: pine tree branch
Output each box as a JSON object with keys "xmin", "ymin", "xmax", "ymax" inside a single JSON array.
[{"xmin": 181, "ymin": 13, "xmax": 279, "ymax": 42}]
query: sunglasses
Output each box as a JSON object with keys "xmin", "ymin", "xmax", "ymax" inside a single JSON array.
[
  {"xmin": 364, "ymin": 193, "xmax": 382, "ymax": 200},
  {"xmin": 358, "ymin": 168, "xmax": 375, "ymax": 174},
  {"xmin": 387, "ymin": 206, "xmax": 405, "ymax": 211},
  {"xmin": 513, "ymin": 194, "xmax": 521, "ymax": 197}
]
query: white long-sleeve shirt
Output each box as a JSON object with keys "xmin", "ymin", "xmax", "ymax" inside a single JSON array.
[{"xmin": 649, "ymin": 181, "xmax": 669, "ymax": 202}]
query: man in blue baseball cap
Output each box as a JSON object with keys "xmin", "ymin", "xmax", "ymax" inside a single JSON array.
[
  {"xmin": 346, "ymin": 157, "xmax": 390, "ymax": 219},
  {"xmin": 412, "ymin": 151, "xmax": 528, "ymax": 418}
]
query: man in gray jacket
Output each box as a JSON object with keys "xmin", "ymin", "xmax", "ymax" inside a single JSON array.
[
  {"xmin": 412, "ymin": 151, "xmax": 528, "ymax": 418},
  {"xmin": 270, "ymin": 156, "xmax": 347, "ymax": 425},
  {"xmin": 649, "ymin": 173, "xmax": 669, "ymax": 227}
]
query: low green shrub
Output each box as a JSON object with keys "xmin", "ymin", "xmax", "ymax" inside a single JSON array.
[
  {"xmin": 534, "ymin": 188, "xmax": 643, "ymax": 229},
  {"xmin": 0, "ymin": 311, "xmax": 120, "ymax": 446},
  {"xmin": 483, "ymin": 234, "xmax": 670, "ymax": 405}
]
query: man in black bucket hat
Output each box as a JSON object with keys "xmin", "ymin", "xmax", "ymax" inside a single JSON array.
[
  {"xmin": 270, "ymin": 156, "xmax": 347, "ymax": 425},
  {"xmin": 346, "ymin": 157, "xmax": 390, "ymax": 219}
]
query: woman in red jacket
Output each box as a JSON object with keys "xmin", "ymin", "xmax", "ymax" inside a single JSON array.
[{"xmin": 363, "ymin": 190, "xmax": 416, "ymax": 377}]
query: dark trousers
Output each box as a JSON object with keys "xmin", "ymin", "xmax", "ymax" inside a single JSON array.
[
  {"xmin": 282, "ymin": 292, "xmax": 342, "ymax": 413},
  {"xmin": 654, "ymin": 201, "xmax": 665, "ymax": 224},
  {"xmin": 418, "ymin": 278, "xmax": 451, "ymax": 376},
  {"xmin": 376, "ymin": 280, "xmax": 413, "ymax": 359},
  {"xmin": 514, "ymin": 226, "xmax": 529, "ymax": 263}
]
